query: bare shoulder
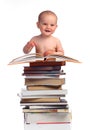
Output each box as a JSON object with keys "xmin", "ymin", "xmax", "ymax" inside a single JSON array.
[
  {"xmin": 30, "ymin": 35, "xmax": 39, "ymax": 41},
  {"xmin": 52, "ymin": 36, "xmax": 61, "ymax": 44}
]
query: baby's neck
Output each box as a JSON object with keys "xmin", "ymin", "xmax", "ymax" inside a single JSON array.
[{"xmin": 40, "ymin": 34, "xmax": 52, "ymax": 39}]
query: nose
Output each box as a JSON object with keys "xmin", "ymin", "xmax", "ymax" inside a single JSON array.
[{"xmin": 46, "ymin": 24, "xmax": 50, "ymax": 28}]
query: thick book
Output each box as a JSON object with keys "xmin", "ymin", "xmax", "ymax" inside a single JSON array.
[
  {"xmin": 25, "ymin": 78, "xmax": 65, "ymax": 86},
  {"xmin": 8, "ymin": 53, "xmax": 81, "ymax": 65},
  {"xmin": 23, "ymin": 65, "xmax": 61, "ymax": 71},
  {"xmin": 29, "ymin": 61, "xmax": 66, "ymax": 67},
  {"xmin": 23, "ymin": 112, "xmax": 71, "ymax": 124}
]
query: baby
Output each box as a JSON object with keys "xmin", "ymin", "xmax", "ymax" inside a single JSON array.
[{"xmin": 23, "ymin": 10, "xmax": 64, "ymax": 56}]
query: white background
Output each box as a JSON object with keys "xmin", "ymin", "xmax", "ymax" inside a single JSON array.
[{"xmin": 0, "ymin": 0, "xmax": 90, "ymax": 130}]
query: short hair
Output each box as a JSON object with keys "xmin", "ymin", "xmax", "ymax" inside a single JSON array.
[{"xmin": 38, "ymin": 10, "xmax": 58, "ymax": 22}]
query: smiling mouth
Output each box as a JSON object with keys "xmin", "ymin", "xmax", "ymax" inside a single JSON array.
[{"xmin": 45, "ymin": 30, "xmax": 51, "ymax": 32}]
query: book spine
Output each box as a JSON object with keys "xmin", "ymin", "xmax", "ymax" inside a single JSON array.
[{"xmin": 30, "ymin": 61, "xmax": 66, "ymax": 67}]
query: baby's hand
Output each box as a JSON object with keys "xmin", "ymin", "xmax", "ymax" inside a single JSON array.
[
  {"xmin": 27, "ymin": 41, "xmax": 36, "ymax": 48},
  {"xmin": 44, "ymin": 50, "xmax": 54, "ymax": 56},
  {"xmin": 23, "ymin": 41, "xmax": 36, "ymax": 54},
  {"xmin": 24, "ymin": 41, "xmax": 36, "ymax": 53}
]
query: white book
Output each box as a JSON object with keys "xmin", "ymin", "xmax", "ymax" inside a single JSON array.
[
  {"xmin": 21, "ymin": 89, "xmax": 67, "ymax": 96},
  {"xmin": 18, "ymin": 94, "xmax": 65, "ymax": 99},
  {"xmin": 24, "ymin": 112, "xmax": 72, "ymax": 124}
]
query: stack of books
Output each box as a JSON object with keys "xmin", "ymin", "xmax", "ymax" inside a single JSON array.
[
  {"xmin": 9, "ymin": 53, "xmax": 80, "ymax": 126},
  {"xmin": 20, "ymin": 60, "xmax": 71, "ymax": 124}
]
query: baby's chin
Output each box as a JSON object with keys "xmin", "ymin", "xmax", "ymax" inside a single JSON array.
[{"xmin": 44, "ymin": 31, "xmax": 52, "ymax": 35}]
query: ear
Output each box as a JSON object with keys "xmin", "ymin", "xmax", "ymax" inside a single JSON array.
[
  {"xmin": 56, "ymin": 24, "xmax": 58, "ymax": 28},
  {"xmin": 36, "ymin": 22, "xmax": 39, "ymax": 28}
]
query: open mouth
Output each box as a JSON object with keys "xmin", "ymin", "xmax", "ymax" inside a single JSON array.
[{"xmin": 45, "ymin": 30, "xmax": 51, "ymax": 32}]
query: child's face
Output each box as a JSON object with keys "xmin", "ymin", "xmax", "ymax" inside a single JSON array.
[{"xmin": 37, "ymin": 14, "xmax": 57, "ymax": 37}]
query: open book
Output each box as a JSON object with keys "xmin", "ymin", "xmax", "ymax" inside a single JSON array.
[{"xmin": 8, "ymin": 53, "xmax": 81, "ymax": 65}]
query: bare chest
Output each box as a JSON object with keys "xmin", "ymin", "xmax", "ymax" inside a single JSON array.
[{"xmin": 37, "ymin": 41, "xmax": 56, "ymax": 51}]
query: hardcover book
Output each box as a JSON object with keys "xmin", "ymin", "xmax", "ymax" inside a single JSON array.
[
  {"xmin": 23, "ymin": 65, "xmax": 61, "ymax": 71},
  {"xmin": 23, "ymin": 112, "xmax": 71, "ymax": 124},
  {"xmin": 21, "ymin": 97, "xmax": 61, "ymax": 103},
  {"xmin": 25, "ymin": 78, "xmax": 65, "ymax": 86}
]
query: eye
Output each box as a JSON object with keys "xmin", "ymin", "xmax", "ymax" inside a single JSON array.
[
  {"xmin": 51, "ymin": 24, "xmax": 55, "ymax": 26},
  {"xmin": 43, "ymin": 23, "xmax": 47, "ymax": 25}
]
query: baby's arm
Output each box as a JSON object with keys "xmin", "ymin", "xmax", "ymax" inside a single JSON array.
[
  {"xmin": 44, "ymin": 49, "xmax": 64, "ymax": 56},
  {"xmin": 55, "ymin": 39, "xmax": 64, "ymax": 55},
  {"xmin": 53, "ymin": 49, "xmax": 64, "ymax": 55},
  {"xmin": 23, "ymin": 41, "xmax": 35, "ymax": 54},
  {"xmin": 44, "ymin": 40, "xmax": 64, "ymax": 56}
]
